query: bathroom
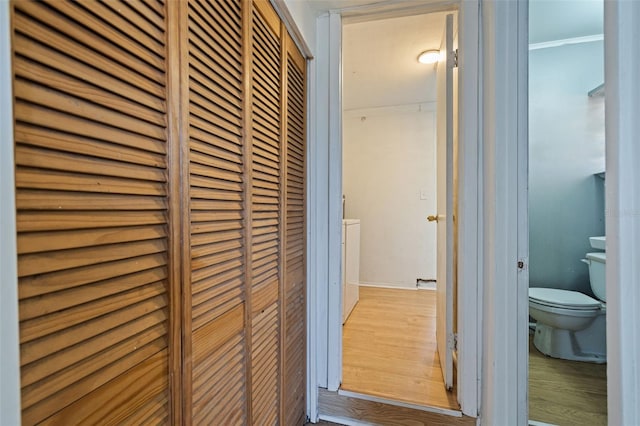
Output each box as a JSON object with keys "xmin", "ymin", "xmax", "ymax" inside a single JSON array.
[{"xmin": 528, "ymin": 0, "xmax": 607, "ymax": 424}]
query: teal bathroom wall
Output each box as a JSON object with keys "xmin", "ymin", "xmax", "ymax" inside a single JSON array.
[{"xmin": 529, "ymin": 40, "xmax": 605, "ymax": 295}]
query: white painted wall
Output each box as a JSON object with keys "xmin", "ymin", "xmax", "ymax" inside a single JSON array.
[
  {"xmin": 283, "ymin": 0, "xmax": 317, "ymax": 55},
  {"xmin": 343, "ymin": 106, "xmax": 437, "ymax": 287},
  {"xmin": 529, "ymin": 40, "xmax": 605, "ymax": 296},
  {"xmin": 340, "ymin": 11, "xmax": 442, "ymax": 289}
]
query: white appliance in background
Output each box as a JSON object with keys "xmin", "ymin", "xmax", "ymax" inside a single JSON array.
[{"xmin": 342, "ymin": 219, "xmax": 360, "ymax": 324}]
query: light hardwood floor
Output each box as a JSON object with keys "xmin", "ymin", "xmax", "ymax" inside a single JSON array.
[
  {"xmin": 341, "ymin": 286, "xmax": 459, "ymax": 410},
  {"xmin": 529, "ymin": 335, "xmax": 607, "ymax": 425}
]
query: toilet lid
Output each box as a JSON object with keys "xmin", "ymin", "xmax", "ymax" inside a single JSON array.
[{"xmin": 529, "ymin": 287, "xmax": 602, "ymax": 310}]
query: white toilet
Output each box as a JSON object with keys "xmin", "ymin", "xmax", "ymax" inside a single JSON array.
[{"xmin": 529, "ymin": 237, "xmax": 607, "ymax": 363}]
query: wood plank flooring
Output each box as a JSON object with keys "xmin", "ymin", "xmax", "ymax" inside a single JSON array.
[
  {"xmin": 529, "ymin": 335, "xmax": 607, "ymax": 425},
  {"xmin": 341, "ymin": 286, "xmax": 459, "ymax": 410}
]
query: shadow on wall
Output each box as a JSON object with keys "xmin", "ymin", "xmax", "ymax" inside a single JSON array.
[{"xmin": 530, "ymin": 175, "xmax": 605, "ymax": 296}]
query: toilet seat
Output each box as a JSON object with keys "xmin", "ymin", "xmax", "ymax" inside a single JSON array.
[
  {"xmin": 529, "ymin": 287, "xmax": 602, "ymax": 310},
  {"xmin": 528, "ymin": 253, "xmax": 607, "ymax": 362},
  {"xmin": 529, "ymin": 299, "xmax": 600, "ymax": 318}
]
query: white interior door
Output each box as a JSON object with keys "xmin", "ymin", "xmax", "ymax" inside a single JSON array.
[{"xmin": 435, "ymin": 13, "xmax": 455, "ymax": 391}]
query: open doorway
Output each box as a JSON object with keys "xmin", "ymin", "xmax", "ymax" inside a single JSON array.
[
  {"xmin": 338, "ymin": 10, "xmax": 460, "ymax": 412},
  {"xmin": 527, "ymin": 1, "xmax": 607, "ymax": 424}
]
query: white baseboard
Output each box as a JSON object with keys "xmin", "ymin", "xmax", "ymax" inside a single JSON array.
[
  {"xmin": 318, "ymin": 414, "xmax": 373, "ymax": 426},
  {"xmin": 358, "ymin": 281, "xmax": 417, "ymax": 290},
  {"xmin": 529, "ymin": 420, "xmax": 558, "ymax": 426},
  {"xmin": 417, "ymin": 281, "xmax": 437, "ymax": 290}
]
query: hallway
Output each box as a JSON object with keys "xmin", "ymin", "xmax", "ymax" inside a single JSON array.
[{"xmin": 341, "ymin": 286, "xmax": 458, "ymax": 410}]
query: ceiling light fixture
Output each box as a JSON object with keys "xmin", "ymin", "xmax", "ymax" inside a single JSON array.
[{"xmin": 417, "ymin": 50, "xmax": 441, "ymax": 64}]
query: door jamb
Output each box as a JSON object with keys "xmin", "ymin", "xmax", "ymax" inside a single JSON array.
[
  {"xmin": 0, "ymin": 1, "xmax": 21, "ymax": 424},
  {"xmin": 478, "ymin": 0, "xmax": 529, "ymax": 424},
  {"xmin": 320, "ymin": 1, "xmax": 481, "ymax": 417},
  {"xmin": 326, "ymin": 10, "xmax": 344, "ymax": 392},
  {"xmin": 604, "ymin": 1, "xmax": 640, "ymax": 423}
]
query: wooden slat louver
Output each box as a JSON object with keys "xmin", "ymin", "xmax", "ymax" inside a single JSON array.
[
  {"xmin": 13, "ymin": 0, "xmax": 172, "ymax": 424},
  {"xmin": 12, "ymin": 0, "xmax": 307, "ymax": 423},
  {"xmin": 186, "ymin": 0, "xmax": 247, "ymax": 423},
  {"xmin": 283, "ymin": 34, "xmax": 307, "ymax": 426},
  {"xmin": 251, "ymin": 1, "xmax": 282, "ymax": 424}
]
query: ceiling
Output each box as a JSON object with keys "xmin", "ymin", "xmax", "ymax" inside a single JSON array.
[
  {"xmin": 312, "ymin": 0, "xmax": 603, "ymax": 110},
  {"xmin": 306, "ymin": 0, "xmax": 385, "ymax": 12},
  {"xmin": 529, "ymin": 0, "xmax": 603, "ymax": 44},
  {"xmin": 306, "ymin": 0, "xmax": 604, "ymax": 43},
  {"xmin": 342, "ymin": 12, "xmax": 447, "ymax": 110}
]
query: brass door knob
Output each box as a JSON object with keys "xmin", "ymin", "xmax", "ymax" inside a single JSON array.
[{"xmin": 427, "ymin": 215, "xmax": 438, "ymax": 222}]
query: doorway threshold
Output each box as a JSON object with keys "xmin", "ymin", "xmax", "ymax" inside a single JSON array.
[
  {"xmin": 338, "ymin": 388, "xmax": 462, "ymax": 417},
  {"xmin": 318, "ymin": 388, "xmax": 474, "ymax": 425}
]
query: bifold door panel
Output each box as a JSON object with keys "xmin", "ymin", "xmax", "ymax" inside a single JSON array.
[{"xmin": 11, "ymin": 0, "xmax": 306, "ymax": 424}]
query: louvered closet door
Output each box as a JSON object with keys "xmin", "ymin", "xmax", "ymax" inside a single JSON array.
[
  {"xmin": 12, "ymin": 1, "xmax": 173, "ymax": 424},
  {"xmin": 282, "ymin": 34, "xmax": 307, "ymax": 426},
  {"xmin": 250, "ymin": 1, "xmax": 282, "ymax": 423},
  {"xmin": 185, "ymin": 0, "xmax": 248, "ymax": 423}
]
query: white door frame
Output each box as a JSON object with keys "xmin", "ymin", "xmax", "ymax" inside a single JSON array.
[
  {"xmin": 0, "ymin": 1, "xmax": 21, "ymax": 425},
  {"xmin": 481, "ymin": 0, "xmax": 640, "ymax": 424},
  {"xmin": 435, "ymin": 11, "xmax": 455, "ymax": 392},
  {"xmin": 479, "ymin": 0, "xmax": 529, "ymax": 424},
  {"xmin": 454, "ymin": 0, "xmax": 480, "ymax": 416},
  {"xmin": 314, "ymin": 0, "xmax": 481, "ymax": 417},
  {"xmin": 603, "ymin": 1, "xmax": 640, "ymax": 423},
  {"xmin": 326, "ymin": 11, "xmax": 344, "ymax": 393}
]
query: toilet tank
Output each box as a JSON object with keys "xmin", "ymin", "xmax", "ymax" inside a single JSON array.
[
  {"xmin": 589, "ymin": 236, "xmax": 606, "ymax": 251},
  {"xmin": 585, "ymin": 252, "xmax": 606, "ymax": 302}
]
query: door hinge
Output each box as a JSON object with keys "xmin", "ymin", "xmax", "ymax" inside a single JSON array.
[{"xmin": 453, "ymin": 49, "xmax": 459, "ymax": 68}]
